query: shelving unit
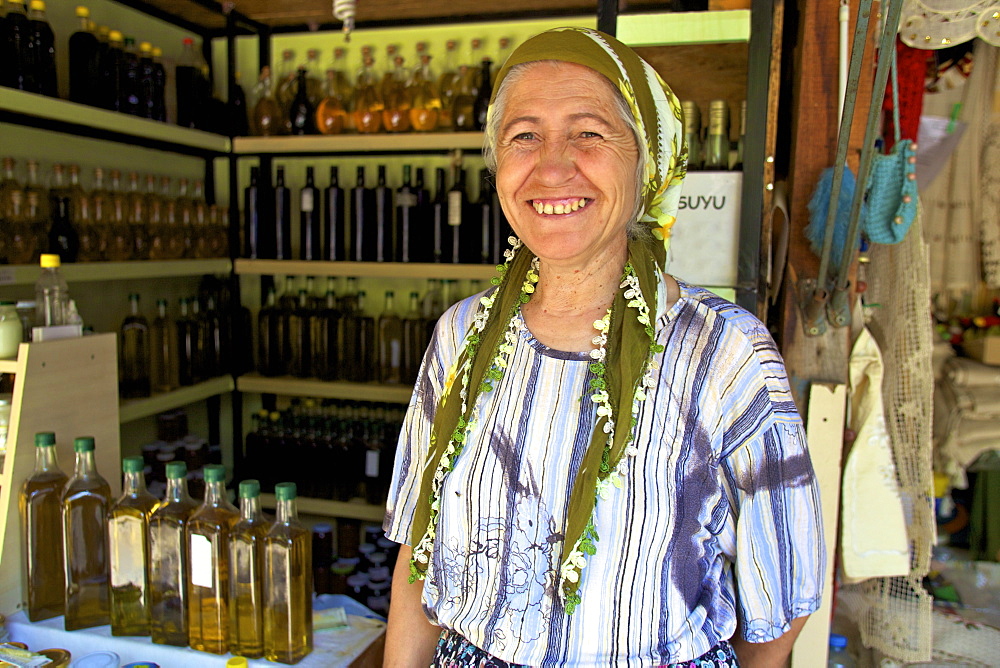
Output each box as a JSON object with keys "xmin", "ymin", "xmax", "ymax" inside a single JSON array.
[
  {"xmin": 235, "ymin": 259, "xmax": 497, "ymax": 280},
  {"xmin": 237, "ymin": 375, "xmax": 414, "ymax": 404},
  {"xmin": 617, "ymin": 9, "xmax": 751, "ymax": 46},
  {"xmin": 119, "ymin": 376, "xmax": 236, "ymax": 423},
  {"xmin": 0, "ymin": 259, "xmax": 232, "ymax": 287},
  {"xmin": 259, "ymin": 494, "xmax": 386, "ymax": 523},
  {"xmin": 232, "ymin": 132, "xmax": 484, "ymax": 156}
]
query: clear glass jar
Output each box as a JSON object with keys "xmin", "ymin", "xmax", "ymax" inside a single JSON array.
[{"xmin": 0, "ymin": 301, "xmax": 23, "ymax": 359}]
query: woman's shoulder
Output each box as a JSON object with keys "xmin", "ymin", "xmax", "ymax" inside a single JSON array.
[{"xmin": 667, "ymin": 276, "xmax": 777, "ymax": 353}]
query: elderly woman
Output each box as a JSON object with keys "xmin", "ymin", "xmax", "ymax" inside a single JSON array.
[{"xmin": 383, "ymin": 28, "xmax": 824, "ymax": 667}]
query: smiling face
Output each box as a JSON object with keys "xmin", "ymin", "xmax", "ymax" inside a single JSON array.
[{"xmin": 494, "ymin": 61, "xmax": 640, "ymax": 267}]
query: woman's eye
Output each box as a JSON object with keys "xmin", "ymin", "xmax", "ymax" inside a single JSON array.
[
  {"xmin": 513, "ymin": 131, "xmax": 535, "ymax": 141},
  {"xmin": 580, "ymin": 131, "xmax": 603, "ymax": 139}
]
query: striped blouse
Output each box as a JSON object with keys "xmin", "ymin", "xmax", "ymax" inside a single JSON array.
[{"xmin": 384, "ymin": 278, "xmax": 825, "ymax": 666}]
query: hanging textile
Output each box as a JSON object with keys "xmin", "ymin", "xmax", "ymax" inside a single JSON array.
[{"xmin": 900, "ymin": 1, "xmax": 1000, "ymax": 49}]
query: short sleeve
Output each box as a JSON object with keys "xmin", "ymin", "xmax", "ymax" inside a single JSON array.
[{"xmin": 717, "ymin": 316, "xmax": 826, "ymax": 642}]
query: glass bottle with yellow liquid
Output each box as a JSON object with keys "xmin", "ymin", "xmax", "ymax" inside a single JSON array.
[
  {"xmin": 437, "ymin": 40, "xmax": 461, "ymax": 130},
  {"xmin": 382, "ymin": 52, "xmax": 411, "ymax": 133},
  {"xmin": 109, "ymin": 456, "xmax": 157, "ymax": 636},
  {"xmin": 351, "ymin": 47, "xmax": 383, "ymax": 134},
  {"xmin": 125, "ymin": 171, "xmax": 147, "ymax": 260},
  {"xmin": 451, "ymin": 39, "xmax": 482, "ymax": 132},
  {"xmin": 105, "ymin": 169, "xmax": 133, "ymax": 262},
  {"xmin": 61, "ymin": 436, "xmax": 111, "ymax": 631},
  {"xmin": 315, "ymin": 68, "xmax": 348, "ymax": 135},
  {"xmin": 408, "ymin": 50, "xmax": 440, "ymax": 132},
  {"xmin": 149, "ymin": 461, "xmax": 197, "ymax": 646},
  {"xmin": 251, "ymin": 66, "xmax": 285, "ymax": 136},
  {"xmin": 186, "ymin": 463, "xmax": 238, "ymax": 654},
  {"xmin": 87, "ymin": 167, "xmax": 111, "ymax": 261},
  {"xmin": 229, "ymin": 479, "xmax": 269, "ymax": 659},
  {"xmin": 275, "ymin": 49, "xmax": 298, "ymax": 121},
  {"xmin": 264, "ymin": 482, "xmax": 313, "ymax": 664},
  {"xmin": 19, "ymin": 431, "xmax": 67, "ymax": 622}
]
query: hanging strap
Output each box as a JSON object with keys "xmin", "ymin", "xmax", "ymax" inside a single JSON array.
[{"xmin": 889, "ymin": 43, "xmax": 902, "ymax": 147}]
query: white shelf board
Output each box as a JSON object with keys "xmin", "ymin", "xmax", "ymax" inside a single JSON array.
[
  {"xmin": 119, "ymin": 376, "xmax": 235, "ymax": 423},
  {"xmin": 234, "ymin": 259, "xmax": 497, "ymax": 280},
  {"xmin": 0, "ymin": 259, "xmax": 232, "ymax": 287}
]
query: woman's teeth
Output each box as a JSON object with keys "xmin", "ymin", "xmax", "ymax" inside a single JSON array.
[{"xmin": 532, "ymin": 198, "xmax": 589, "ymax": 215}]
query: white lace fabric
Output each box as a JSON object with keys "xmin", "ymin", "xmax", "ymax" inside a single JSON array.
[{"xmin": 900, "ymin": 0, "xmax": 1000, "ymax": 49}]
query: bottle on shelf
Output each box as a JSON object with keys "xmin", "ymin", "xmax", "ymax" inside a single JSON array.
[
  {"xmin": 703, "ymin": 99, "xmax": 731, "ymax": 170},
  {"xmin": 263, "ymin": 482, "xmax": 314, "ymax": 664},
  {"xmin": 278, "ymin": 275, "xmax": 299, "ymax": 311},
  {"xmin": 23, "ymin": 159, "xmax": 48, "ymax": 228},
  {"xmin": 68, "ymin": 6, "xmax": 101, "ymax": 106},
  {"xmin": 188, "ymin": 297, "xmax": 210, "ymax": 381},
  {"xmin": 23, "ymin": 190, "xmax": 46, "ymax": 265},
  {"xmin": 350, "ymin": 166, "xmax": 374, "ymax": 262},
  {"xmin": 408, "ymin": 45, "xmax": 441, "ymax": 132},
  {"xmin": 315, "ymin": 68, "xmax": 347, "ymax": 135},
  {"xmin": 149, "ymin": 461, "xmax": 198, "ymax": 646},
  {"xmin": 828, "ymin": 633, "xmax": 855, "ymax": 668},
  {"xmin": 275, "ymin": 49, "xmax": 298, "ymax": 119},
  {"xmin": 252, "ymin": 66, "xmax": 285, "ymax": 136},
  {"xmin": 395, "ymin": 165, "xmax": 417, "ymax": 263},
  {"xmin": 138, "ymin": 42, "xmax": 157, "ymax": 119},
  {"xmin": 19, "ymin": 431, "xmax": 67, "ymax": 622},
  {"xmin": 106, "ymin": 169, "xmax": 133, "ymax": 262},
  {"xmin": 352, "ymin": 47, "xmax": 384, "ymax": 134},
  {"xmin": 258, "ymin": 285, "xmax": 286, "ymax": 377},
  {"xmin": 288, "ymin": 68, "xmax": 317, "ymax": 135},
  {"xmin": 492, "ymin": 37, "xmax": 513, "ymax": 85},
  {"xmin": 151, "ymin": 297, "xmax": 178, "ymax": 393},
  {"xmin": 374, "ymin": 165, "xmax": 393, "ymax": 262},
  {"xmin": 274, "ymin": 167, "xmax": 292, "ymax": 260},
  {"xmin": 126, "ymin": 171, "xmax": 147, "ymax": 259},
  {"xmin": 451, "ymin": 39, "xmax": 481, "ymax": 132},
  {"xmin": 2, "ymin": 0, "xmax": 31, "ymax": 92},
  {"xmin": 244, "ymin": 166, "xmax": 262, "ymax": 259},
  {"xmin": 735, "ymin": 99, "xmax": 747, "ymax": 170},
  {"xmin": 120, "ymin": 36, "xmax": 141, "ymax": 115},
  {"xmin": 143, "ymin": 174, "xmax": 164, "ymax": 260},
  {"xmin": 473, "ymin": 58, "xmax": 493, "ymax": 131},
  {"xmin": 229, "ymin": 71, "xmax": 251, "ymax": 136},
  {"xmin": 323, "ymin": 166, "xmax": 345, "ymax": 262},
  {"xmin": 229, "ymin": 479, "xmax": 269, "ymax": 660},
  {"xmin": 61, "ymin": 436, "xmax": 112, "ymax": 631},
  {"xmin": 27, "ymin": 0, "xmax": 57, "ymax": 97},
  {"xmin": 382, "ymin": 53, "xmax": 412, "ymax": 133},
  {"xmin": 186, "ymin": 464, "xmax": 239, "ymax": 655},
  {"xmin": 108, "ymin": 456, "xmax": 157, "ymax": 636},
  {"xmin": 299, "ymin": 166, "xmax": 320, "ymax": 261},
  {"xmin": 175, "ymin": 37, "xmax": 208, "ymax": 129},
  {"xmin": 422, "ymin": 278, "xmax": 444, "ymax": 339},
  {"xmin": 447, "ymin": 164, "xmax": 467, "ymax": 263},
  {"xmin": 437, "ymin": 39, "xmax": 461, "ymax": 130},
  {"xmin": 176, "ymin": 297, "xmax": 198, "ymax": 386},
  {"xmin": 682, "ymin": 100, "xmax": 702, "ymax": 171},
  {"xmin": 402, "ymin": 291, "xmax": 426, "ymax": 385},
  {"xmin": 430, "ymin": 168, "xmax": 448, "ymax": 263},
  {"xmin": 311, "ymin": 286, "xmax": 341, "ymax": 381},
  {"xmin": 100, "ymin": 30, "xmax": 125, "ymax": 111},
  {"xmin": 120, "ymin": 293, "xmax": 151, "ymax": 398},
  {"xmin": 48, "ymin": 193, "xmax": 79, "ymax": 263},
  {"xmin": 285, "ymin": 290, "xmax": 312, "ymax": 379},
  {"xmin": 343, "ymin": 290, "xmax": 375, "ymax": 382},
  {"xmin": 378, "ymin": 291, "xmax": 403, "ymax": 384},
  {"xmin": 199, "ymin": 295, "xmax": 223, "ymax": 378},
  {"xmin": 34, "ymin": 253, "xmax": 68, "ymax": 327},
  {"xmin": 150, "ymin": 46, "xmax": 167, "ymax": 121}
]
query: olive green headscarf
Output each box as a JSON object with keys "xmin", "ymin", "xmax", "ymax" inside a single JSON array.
[{"xmin": 409, "ymin": 27, "xmax": 687, "ymax": 609}]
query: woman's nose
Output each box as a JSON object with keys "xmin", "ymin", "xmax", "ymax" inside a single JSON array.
[{"xmin": 535, "ymin": 139, "xmax": 577, "ymax": 184}]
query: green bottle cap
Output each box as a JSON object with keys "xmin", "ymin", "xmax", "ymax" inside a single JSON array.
[
  {"xmin": 122, "ymin": 456, "xmax": 144, "ymax": 473},
  {"xmin": 239, "ymin": 479, "xmax": 261, "ymax": 499},
  {"xmin": 274, "ymin": 481, "xmax": 297, "ymax": 501},
  {"xmin": 165, "ymin": 461, "xmax": 187, "ymax": 479},
  {"xmin": 34, "ymin": 432, "xmax": 56, "ymax": 447},
  {"xmin": 203, "ymin": 464, "xmax": 226, "ymax": 483},
  {"xmin": 73, "ymin": 436, "xmax": 95, "ymax": 452}
]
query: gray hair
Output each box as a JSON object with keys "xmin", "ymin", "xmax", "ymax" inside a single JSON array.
[{"xmin": 483, "ymin": 61, "xmax": 649, "ymax": 239}]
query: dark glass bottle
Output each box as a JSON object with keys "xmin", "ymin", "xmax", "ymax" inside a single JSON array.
[
  {"xmin": 377, "ymin": 291, "xmax": 403, "ymax": 384},
  {"xmin": 274, "ymin": 167, "xmax": 292, "ymax": 260},
  {"xmin": 299, "ymin": 166, "xmax": 320, "ymax": 261},
  {"xmin": 343, "ymin": 290, "xmax": 375, "ymax": 382},
  {"xmin": 312, "ymin": 289, "xmax": 340, "ymax": 381},
  {"xmin": 257, "ymin": 286, "xmax": 286, "ymax": 377},
  {"xmin": 175, "ymin": 37, "xmax": 206, "ymax": 129},
  {"xmin": 68, "ymin": 6, "xmax": 100, "ymax": 106},
  {"xmin": 288, "ymin": 68, "xmax": 317, "ymax": 135},
  {"xmin": 374, "ymin": 165, "xmax": 393, "ymax": 262},
  {"xmin": 447, "ymin": 166, "xmax": 467, "ymax": 264},
  {"xmin": 2, "ymin": 0, "xmax": 31, "ymax": 91},
  {"xmin": 138, "ymin": 41, "xmax": 156, "ymax": 119},
  {"xmin": 395, "ymin": 165, "xmax": 417, "ymax": 263},
  {"xmin": 473, "ymin": 58, "xmax": 492, "ymax": 131},
  {"xmin": 100, "ymin": 30, "xmax": 124, "ymax": 111},
  {"xmin": 150, "ymin": 46, "xmax": 167, "ymax": 121},
  {"xmin": 120, "ymin": 293, "xmax": 151, "ymax": 399},
  {"xmin": 48, "ymin": 195, "xmax": 79, "ymax": 262},
  {"xmin": 228, "ymin": 71, "xmax": 250, "ymax": 137},
  {"xmin": 350, "ymin": 166, "xmax": 375, "ymax": 262},
  {"xmin": 244, "ymin": 166, "xmax": 262, "ymax": 258},
  {"xmin": 431, "ymin": 167, "xmax": 448, "ymax": 263},
  {"xmin": 27, "ymin": 0, "xmax": 57, "ymax": 97},
  {"xmin": 323, "ymin": 166, "xmax": 345, "ymax": 262},
  {"xmin": 176, "ymin": 297, "xmax": 198, "ymax": 386},
  {"xmin": 285, "ymin": 290, "xmax": 312, "ymax": 378},
  {"xmin": 120, "ymin": 36, "xmax": 141, "ymax": 115},
  {"xmin": 401, "ymin": 291, "xmax": 426, "ymax": 385},
  {"xmin": 200, "ymin": 295, "xmax": 223, "ymax": 378},
  {"xmin": 475, "ymin": 168, "xmax": 495, "ymax": 264}
]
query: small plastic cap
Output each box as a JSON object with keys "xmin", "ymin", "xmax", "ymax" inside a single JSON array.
[
  {"xmin": 108, "ymin": 30, "xmax": 123, "ymax": 41},
  {"xmin": 29, "ymin": 0, "xmax": 46, "ymax": 11},
  {"xmin": 829, "ymin": 633, "xmax": 848, "ymax": 649},
  {"xmin": 34, "ymin": 432, "xmax": 56, "ymax": 447},
  {"xmin": 75, "ymin": 6, "xmax": 90, "ymax": 17},
  {"xmin": 39, "ymin": 253, "xmax": 61, "ymax": 268},
  {"xmin": 239, "ymin": 479, "xmax": 260, "ymax": 499},
  {"xmin": 226, "ymin": 658, "xmax": 249, "ymax": 668},
  {"xmin": 73, "ymin": 436, "xmax": 96, "ymax": 452},
  {"xmin": 165, "ymin": 461, "xmax": 187, "ymax": 479},
  {"xmin": 274, "ymin": 482, "xmax": 297, "ymax": 501},
  {"xmin": 139, "ymin": 42, "xmax": 152, "ymax": 52},
  {"xmin": 122, "ymin": 456, "xmax": 144, "ymax": 473},
  {"xmin": 203, "ymin": 464, "xmax": 226, "ymax": 483}
]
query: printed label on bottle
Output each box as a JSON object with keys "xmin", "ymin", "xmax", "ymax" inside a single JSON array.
[
  {"xmin": 190, "ymin": 532, "xmax": 214, "ymax": 588},
  {"xmin": 110, "ymin": 516, "xmax": 147, "ymax": 587},
  {"xmin": 448, "ymin": 191, "xmax": 462, "ymax": 227},
  {"xmin": 396, "ymin": 192, "xmax": 417, "ymax": 208},
  {"xmin": 301, "ymin": 190, "xmax": 314, "ymax": 212},
  {"xmin": 366, "ymin": 450, "xmax": 380, "ymax": 478}
]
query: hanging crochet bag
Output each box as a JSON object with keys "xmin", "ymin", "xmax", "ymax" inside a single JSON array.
[{"xmin": 862, "ymin": 46, "xmax": 919, "ymax": 245}]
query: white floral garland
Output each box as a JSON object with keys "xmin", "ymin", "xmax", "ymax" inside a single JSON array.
[{"xmin": 410, "ymin": 238, "xmax": 663, "ymax": 617}]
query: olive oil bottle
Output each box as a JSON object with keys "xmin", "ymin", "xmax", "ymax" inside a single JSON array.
[
  {"xmin": 61, "ymin": 436, "xmax": 111, "ymax": 631},
  {"xmin": 186, "ymin": 464, "xmax": 238, "ymax": 654},
  {"xmin": 108, "ymin": 456, "xmax": 157, "ymax": 636},
  {"xmin": 149, "ymin": 461, "xmax": 198, "ymax": 646},
  {"xmin": 229, "ymin": 479, "xmax": 269, "ymax": 659},
  {"xmin": 264, "ymin": 482, "xmax": 313, "ymax": 664},
  {"xmin": 19, "ymin": 432, "xmax": 67, "ymax": 621}
]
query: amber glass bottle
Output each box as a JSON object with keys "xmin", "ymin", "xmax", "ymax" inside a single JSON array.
[
  {"xmin": 61, "ymin": 436, "xmax": 111, "ymax": 631},
  {"xmin": 409, "ymin": 52, "xmax": 441, "ymax": 132},
  {"xmin": 109, "ymin": 456, "xmax": 157, "ymax": 636},
  {"xmin": 229, "ymin": 479, "xmax": 269, "ymax": 659},
  {"xmin": 351, "ymin": 48, "xmax": 383, "ymax": 134},
  {"xmin": 381, "ymin": 54, "xmax": 411, "ymax": 133},
  {"xmin": 264, "ymin": 482, "xmax": 313, "ymax": 664},
  {"xmin": 19, "ymin": 431, "xmax": 67, "ymax": 621},
  {"xmin": 186, "ymin": 464, "xmax": 238, "ymax": 654},
  {"xmin": 149, "ymin": 461, "xmax": 198, "ymax": 646}
]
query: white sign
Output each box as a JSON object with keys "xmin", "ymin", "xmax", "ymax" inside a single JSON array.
[{"xmin": 667, "ymin": 171, "xmax": 743, "ymax": 289}]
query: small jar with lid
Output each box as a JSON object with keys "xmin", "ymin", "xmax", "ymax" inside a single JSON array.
[{"xmin": 0, "ymin": 301, "xmax": 23, "ymax": 359}]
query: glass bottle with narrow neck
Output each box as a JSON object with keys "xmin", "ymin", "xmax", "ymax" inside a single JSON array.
[
  {"xmin": 68, "ymin": 10, "xmax": 99, "ymax": 104},
  {"xmin": 62, "ymin": 436, "xmax": 111, "ymax": 630},
  {"xmin": 106, "ymin": 169, "xmax": 133, "ymax": 261},
  {"xmin": 264, "ymin": 482, "xmax": 313, "ymax": 663},
  {"xmin": 703, "ymin": 99, "xmax": 731, "ymax": 170},
  {"xmin": 176, "ymin": 297, "xmax": 197, "ymax": 386},
  {"xmin": 19, "ymin": 431, "xmax": 67, "ymax": 621},
  {"xmin": 151, "ymin": 297, "xmax": 178, "ymax": 393},
  {"xmin": 401, "ymin": 291, "xmax": 426, "ymax": 386},
  {"xmin": 345, "ymin": 290, "xmax": 375, "ymax": 382},
  {"xmin": 382, "ymin": 54, "xmax": 411, "ymax": 133},
  {"xmin": 396, "ymin": 165, "xmax": 416, "ymax": 263},
  {"xmin": 299, "ymin": 166, "xmax": 320, "ymax": 260},
  {"xmin": 126, "ymin": 171, "xmax": 146, "ymax": 259},
  {"xmin": 28, "ymin": 0, "xmax": 57, "ymax": 97},
  {"xmin": 257, "ymin": 286, "xmax": 285, "ymax": 377},
  {"xmin": 109, "ymin": 456, "xmax": 157, "ymax": 636},
  {"xmin": 316, "ymin": 68, "xmax": 347, "ymax": 135},
  {"xmin": 323, "ymin": 166, "xmax": 345, "ymax": 261},
  {"xmin": 3, "ymin": 0, "xmax": 30, "ymax": 92},
  {"xmin": 350, "ymin": 166, "xmax": 375, "ymax": 262},
  {"xmin": 408, "ymin": 47, "xmax": 441, "ymax": 132},
  {"xmin": 274, "ymin": 167, "xmax": 292, "ymax": 260},
  {"xmin": 374, "ymin": 165, "xmax": 392, "ymax": 262},
  {"xmin": 447, "ymin": 165, "xmax": 467, "ymax": 263},
  {"xmin": 187, "ymin": 464, "xmax": 238, "ymax": 654},
  {"xmin": 286, "ymin": 290, "xmax": 312, "ymax": 378},
  {"xmin": 437, "ymin": 40, "xmax": 460, "ymax": 129},
  {"xmin": 252, "ymin": 66, "xmax": 284, "ymax": 136},
  {"xmin": 120, "ymin": 293, "xmax": 150, "ymax": 398},
  {"xmin": 229, "ymin": 479, "xmax": 268, "ymax": 659},
  {"xmin": 378, "ymin": 291, "xmax": 403, "ymax": 384},
  {"xmin": 149, "ymin": 461, "xmax": 198, "ymax": 646},
  {"xmin": 473, "ymin": 58, "xmax": 492, "ymax": 131},
  {"xmin": 682, "ymin": 100, "xmax": 703, "ymax": 171},
  {"xmin": 288, "ymin": 68, "xmax": 316, "ymax": 135},
  {"xmin": 351, "ymin": 49, "xmax": 383, "ymax": 134}
]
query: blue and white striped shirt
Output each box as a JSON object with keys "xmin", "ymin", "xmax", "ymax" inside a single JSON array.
[{"xmin": 385, "ymin": 278, "xmax": 824, "ymax": 666}]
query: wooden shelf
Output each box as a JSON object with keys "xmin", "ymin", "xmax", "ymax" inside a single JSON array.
[
  {"xmin": 0, "ymin": 88, "xmax": 230, "ymax": 156},
  {"xmin": 232, "ymin": 132, "xmax": 484, "ymax": 155},
  {"xmin": 618, "ymin": 9, "xmax": 751, "ymax": 46},
  {"xmin": 119, "ymin": 376, "xmax": 235, "ymax": 423},
  {"xmin": 237, "ymin": 375, "xmax": 414, "ymax": 403},
  {"xmin": 0, "ymin": 259, "xmax": 232, "ymax": 287},
  {"xmin": 234, "ymin": 259, "xmax": 497, "ymax": 280},
  {"xmin": 0, "ymin": 359, "xmax": 17, "ymax": 374},
  {"xmin": 259, "ymin": 493, "xmax": 386, "ymax": 523}
]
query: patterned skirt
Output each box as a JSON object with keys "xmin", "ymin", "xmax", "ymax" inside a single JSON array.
[{"xmin": 431, "ymin": 629, "xmax": 740, "ymax": 667}]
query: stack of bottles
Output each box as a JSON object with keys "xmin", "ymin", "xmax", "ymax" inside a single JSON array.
[
  {"xmin": 0, "ymin": 157, "xmax": 229, "ymax": 265},
  {"xmin": 140, "ymin": 407, "xmax": 220, "ymax": 500},
  {"xmin": 256, "ymin": 275, "xmax": 474, "ymax": 384},
  {"xmin": 681, "ymin": 99, "xmax": 748, "ymax": 171},
  {"xmin": 250, "ymin": 38, "xmax": 515, "ymax": 136},
  {"xmin": 19, "ymin": 433, "xmax": 313, "ymax": 663},
  {"xmin": 119, "ymin": 278, "xmax": 253, "ymax": 399},
  {"xmin": 244, "ymin": 399, "xmax": 402, "ymax": 506},
  {"xmin": 243, "ymin": 162, "xmax": 510, "ymax": 265},
  {"xmin": 312, "ymin": 522, "xmax": 399, "ymax": 617}
]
